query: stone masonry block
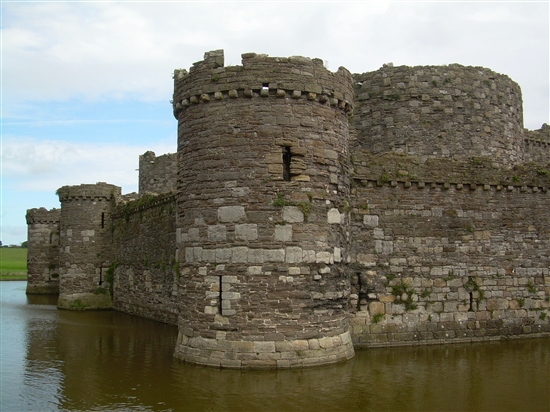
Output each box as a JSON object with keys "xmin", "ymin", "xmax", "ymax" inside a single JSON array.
[
  {"xmin": 231, "ymin": 247, "xmax": 248, "ymax": 263},
  {"xmin": 369, "ymin": 301, "xmax": 385, "ymax": 315},
  {"xmin": 248, "ymin": 249, "xmax": 265, "ymax": 264},
  {"xmin": 275, "ymin": 224, "xmax": 292, "ymax": 242},
  {"xmin": 265, "ymin": 249, "xmax": 285, "ymax": 262},
  {"xmin": 316, "ymin": 251, "xmax": 332, "ymax": 264},
  {"xmin": 218, "ymin": 206, "xmax": 246, "ymax": 222},
  {"xmin": 363, "ymin": 215, "xmax": 379, "ymax": 227},
  {"xmin": 208, "ymin": 225, "xmax": 227, "ymax": 241},
  {"xmin": 327, "ymin": 208, "xmax": 342, "ymax": 224},
  {"xmin": 285, "ymin": 247, "xmax": 303, "ymax": 263},
  {"xmin": 283, "ymin": 206, "xmax": 304, "ymax": 223},
  {"xmin": 235, "ymin": 224, "xmax": 258, "ymax": 241},
  {"xmin": 333, "ymin": 247, "xmax": 341, "ymax": 262}
]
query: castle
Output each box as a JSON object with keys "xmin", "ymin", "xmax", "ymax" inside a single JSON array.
[{"xmin": 26, "ymin": 50, "xmax": 550, "ymax": 368}]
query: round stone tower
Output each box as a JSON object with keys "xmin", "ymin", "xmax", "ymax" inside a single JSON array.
[
  {"xmin": 56, "ymin": 183, "xmax": 120, "ymax": 310},
  {"xmin": 353, "ymin": 64, "xmax": 525, "ymax": 166},
  {"xmin": 26, "ymin": 207, "xmax": 61, "ymax": 294},
  {"xmin": 172, "ymin": 50, "xmax": 355, "ymax": 368}
]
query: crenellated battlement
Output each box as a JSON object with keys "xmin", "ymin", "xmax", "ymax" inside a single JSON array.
[
  {"xmin": 172, "ymin": 50, "xmax": 354, "ymax": 119},
  {"xmin": 26, "ymin": 207, "xmax": 60, "ymax": 224},
  {"xmin": 56, "ymin": 183, "xmax": 121, "ymax": 202}
]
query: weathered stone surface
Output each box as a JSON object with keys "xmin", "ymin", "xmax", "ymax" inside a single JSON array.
[
  {"xmin": 27, "ymin": 49, "xmax": 550, "ymax": 369},
  {"xmin": 218, "ymin": 206, "xmax": 246, "ymax": 223}
]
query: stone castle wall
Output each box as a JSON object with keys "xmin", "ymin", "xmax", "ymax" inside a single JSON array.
[
  {"xmin": 111, "ymin": 193, "xmax": 179, "ymax": 324},
  {"xmin": 347, "ymin": 152, "xmax": 550, "ymax": 345},
  {"xmin": 138, "ymin": 151, "xmax": 178, "ymax": 195},
  {"xmin": 26, "ymin": 207, "xmax": 61, "ymax": 294},
  {"xmin": 172, "ymin": 50, "xmax": 355, "ymax": 368},
  {"xmin": 352, "ymin": 65, "xmax": 524, "ymax": 166}
]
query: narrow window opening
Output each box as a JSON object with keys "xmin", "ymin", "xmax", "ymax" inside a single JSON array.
[
  {"xmin": 101, "ymin": 212, "xmax": 105, "ymax": 228},
  {"xmin": 99, "ymin": 267, "xmax": 103, "ymax": 285},
  {"xmin": 469, "ymin": 291, "xmax": 474, "ymax": 311},
  {"xmin": 283, "ymin": 146, "xmax": 292, "ymax": 181},
  {"xmin": 49, "ymin": 232, "xmax": 53, "ymax": 244},
  {"xmin": 262, "ymin": 82, "xmax": 269, "ymax": 89},
  {"xmin": 218, "ymin": 275, "xmax": 223, "ymax": 314}
]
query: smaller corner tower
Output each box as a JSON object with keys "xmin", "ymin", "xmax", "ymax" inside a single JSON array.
[
  {"xmin": 25, "ymin": 207, "xmax": 61, "ymax": 294},
  {"xmin": 56, "ymin": 183, "xmax": 121, "ymax": 310}
]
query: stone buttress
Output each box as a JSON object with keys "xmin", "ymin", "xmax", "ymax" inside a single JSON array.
[
  {"xmin": 172, "ymin": 50, "xmax": 355, "ymax": 368},
  {"xmin": 56, "ymin": 183, "xmax": 121, "ymax": 310}
]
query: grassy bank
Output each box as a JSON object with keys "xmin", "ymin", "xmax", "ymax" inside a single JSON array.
[{"xmin": 0, "ymin": 248, "xmax": 27, "ymax": 280}]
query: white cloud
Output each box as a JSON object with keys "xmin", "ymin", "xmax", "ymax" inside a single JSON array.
[
  {"xmin": 2, "ymin": 136, "xmax": 174, "ymax": 194},
  {"xmin": 1, "ymin": 2, "xmax": 547, "ymax": 124}
]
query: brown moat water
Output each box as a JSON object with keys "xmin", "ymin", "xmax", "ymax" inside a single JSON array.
[{"xmin": 1, "ymin": 281, "xmax": 548, "ymax": 411}]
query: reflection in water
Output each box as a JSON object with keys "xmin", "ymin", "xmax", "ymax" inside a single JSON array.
[{"xmin": 1, "ymin": 281, "xmax": 549, "ymax": 411}]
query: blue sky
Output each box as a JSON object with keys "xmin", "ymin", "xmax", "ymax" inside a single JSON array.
[{"xmin": 1, "ymin": 1, "xmax": 549, "ymax": 246}]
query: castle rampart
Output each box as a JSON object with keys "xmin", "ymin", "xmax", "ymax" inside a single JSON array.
[
  {"xmin": 352, "ymin": 65, "xmax": 525, "ymax": 166},
  {"xmin": 25, "ymin": 50, "xmax": 549, "ymax": 369},
  {"xmin": 26, "ymin": 207, "xmax": 61, "ymax": 294}
]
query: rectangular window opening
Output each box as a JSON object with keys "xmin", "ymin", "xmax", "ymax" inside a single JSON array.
[
  {"xmin": 99, "ymin": 267, "xmax": 103, "ymax": 285},
  {"xmin": 101, "ymin": 212, "xmax": 105, "ymax": 228},
  {"xmin": 218, "ymin": 275, "xmax": 223, "ymax": 314},
  {"xmin": 283, "ymin": 146, "xmax": 292, "ymax": 181}
]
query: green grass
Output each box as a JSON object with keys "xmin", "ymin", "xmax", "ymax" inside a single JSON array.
[{"xmin": 0, "ymin": 248, "xmax": 27, "ymax": 280}]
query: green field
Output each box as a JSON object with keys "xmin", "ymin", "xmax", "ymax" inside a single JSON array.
[{"xmin": 0, "ymin": 248, "xmax": 27, "ymax": 280}]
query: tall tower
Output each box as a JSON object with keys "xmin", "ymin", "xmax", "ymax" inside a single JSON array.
[
  {"xmin": 25, "ymin": 207, "xmax": 60, "ymax": 294},
  {"xmin": 172, "ymin": 50, "xmax": 355, "ymax": 368},
  {"xmin": 56, "ymin": 183, "xmax": 120, "ymax": 310}
]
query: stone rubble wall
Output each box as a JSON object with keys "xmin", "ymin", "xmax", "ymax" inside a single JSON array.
[
  {"xmin": 138, "ymin": 151, "xmax": 178, "ymax": 195},
  {"xmin": 352, "ymin": 64, "xmax": 524, "ymax": 167},
  {"xmin": 25, "ymin": 208, "xmax": 61, "ymax": 294},
  {"xmin": 111, "ymin": 192, "xmax": 179, "ymax": 325},
  {"xmin": 56, "ymin": 183, "xmax": 120, "ymax": 310},
  {"xmin": 173, "ymin": 50, "xmax": 355, "ymax": 368},
  {"xmin": 348, "ymin": 152, "xmax": 550, "ymax": 346}
]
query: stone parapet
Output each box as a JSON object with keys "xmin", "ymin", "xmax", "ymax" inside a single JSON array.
[{"xmin": 173, "ymin": 50, "xmax": 354, "ymax": 119}]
